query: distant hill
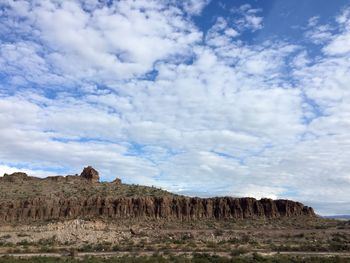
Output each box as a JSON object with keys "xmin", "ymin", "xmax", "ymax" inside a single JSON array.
[
  {"xmin": 0, "ymin": 166, "xmax": 316, "ymax": 223},
  {"xmin": 323, "ymin": 215, "xmax": 350, "ymax": 220}
]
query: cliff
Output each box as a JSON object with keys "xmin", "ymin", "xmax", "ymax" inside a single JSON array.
[{"xmin": 0, "ymin": 167, "xmax": 315, "ymax": 223}]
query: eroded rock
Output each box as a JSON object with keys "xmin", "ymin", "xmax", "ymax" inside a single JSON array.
[
  {"xmin": 112, "ymin": 178, "xmax": 122, "ymax": 184},
  {"xmin": 0, "ymin": 168, "xmax": 316, "ymax": 223},
  {"xmin": 80, "ymin": 166, "xmax": 99, "ymax": 183},
  {"xmin": 0, "ymin": 196, "xmax": 315, "ymax": 223},
  {"xmin": 2, "ymin": 172, "xmax": 28, "ymax": 182}
]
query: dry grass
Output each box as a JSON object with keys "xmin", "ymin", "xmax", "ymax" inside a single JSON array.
[
  {"xmin": 0, "ymin": 175, "xmax": 173, "ymax": 201},
  {"xmin": 0, "ymin": 218, "xmax": 349, "ymax": 254}
]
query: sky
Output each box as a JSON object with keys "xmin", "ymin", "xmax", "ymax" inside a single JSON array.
[{"xmin": 0, "ymin": 0, "xmax": 350, "ymax": 216}]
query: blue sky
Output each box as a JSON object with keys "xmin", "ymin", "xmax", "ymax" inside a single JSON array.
[{"xmin": 1, "ymin": 0, "xmax": 350, "ymax": 215}]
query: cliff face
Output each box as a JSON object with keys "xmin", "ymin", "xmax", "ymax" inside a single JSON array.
[
  {"xmin": 0, "ymin": 196, "xmax": 315, "ymax": 223},
  {"xmin": 0, "ymin": 168, "xmax": 316, "ymax": 223}
]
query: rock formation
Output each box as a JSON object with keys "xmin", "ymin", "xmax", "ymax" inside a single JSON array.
[
  {"xmin": 80, "ymin": 166, "xmax": 99, "ymax": 182},
  {"xmin": 112, "ymin": 178, "xmax": 122, "ymax": 184},
  {"xmin": 0, "ymin": 167, "xmax": 316, "ymax": 223},
  {"xmin": 3, "ymin": 172, "xmax": 28, "ymax": 182},
  {"xmin": 0, "ymin": 196, "xmax": 315, "ymax": 223}
]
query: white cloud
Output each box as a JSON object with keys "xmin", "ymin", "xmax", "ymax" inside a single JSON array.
[
  {"xmin": 206, "ymin": 3, "xmax": 263, "ymax": 44},
  {"xmin": 322, "ymin": 7, "xmax": 350, "ymax": 55},
  {"xmin": 292, "ymin": 51, "xmax": 310, "ymax": 68},
  {"xmin": 181, "ymin": 0, "xmax": 210, "ymax": 15},
  {"xmin": 231, "ymin": 4, "xmax": 264, "ymax": 32},
  {"xmin": 224, "ymin": 28, "xmax": 239, "ymax": 37},
  {"xmin": 244, "ymin": 14, "xmax": 263, "ymax": 31},
  {"xmin": 323, "ymin": 31, "xmax": 350, "ymax": 55},
  {"xmin": 1, "ymin": 0, "xmax": 202, "ymax": 86},
  {"xmin": 308, "ymin": 16, "xmax": 320, "ymax": 27},
  {"xmin": 336, "ymin": 7, "xmax": 350, "ymax": 24},
  {"xmin": 306, "ymin": 25, "xmax": 333, "ymax": 44}
]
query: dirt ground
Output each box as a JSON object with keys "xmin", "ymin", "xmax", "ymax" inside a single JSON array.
[{"xmin": 0, "ymin": 217, "xmax": 349, "ymax": 257}]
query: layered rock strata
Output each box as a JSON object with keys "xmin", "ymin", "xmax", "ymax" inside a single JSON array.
[
  {"xmin": 0, "ymin": 169, "xmax": 315, "ymax": 223},
  {"xmin": 0, "ymin": 196, "xmax": 315, "ymax": 223}
]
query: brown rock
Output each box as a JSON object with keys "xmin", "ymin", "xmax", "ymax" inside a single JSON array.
[
  {"xmin": 80, "ymin": 166, "xmax": 99, "ymax": 182},
  {"xmin": 0, "ymin": 168, "xmax": 316, "ymax": 223},
  {"xmin": 3, "ymin": 172, "xmax": 28, "ymax": 182},
  {"xmin": 0, "ymin": 196, "xmax": 315, "ymax": 223},
  {"xmin": 4, "ymin": 172, "xmax": 28, "ymax": 178},
  {"xmin": 112, "ymin": 178, "xmax": 122, "ymax": 184}
]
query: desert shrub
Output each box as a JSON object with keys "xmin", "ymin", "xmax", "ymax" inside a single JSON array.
[
  {"xmin": 240, "ymin": 234, "xmax": 250, "ymax": 243},
  {"xmin": 329, "ymin": 242, "xmax": 350, "ymax": 251},
  {"xmin": 205, "ymin": 241, "xmax": 218, "ymax": 249},
  {"xmin": 181, "ymin": 233, "xmax": 193, "ymax": 241},
  {"xmin": 293, "ymin": 233, "xmax": 305, "ymax": 238},
  {"xmin": 17, "ymin": 233, "xmax": 30, "ymax": 238},
  {"xmin": 214, "ymin": 229, "xmax": 224, "ymax": 236},
  {"xmin": 315, "ymin": 225, "xmax": 329, "ymax": 229},
  {"xmin": 79, "ymin": 243, "xmax": 93, "ymax": 252},
  {"xmin": 94, "ymin": 242, "xmax": 111, "ymax": 251},
  {"xmin": 230, "ymin": 247, "xmax": 248, "ymax": 257},
  {"xmin": 38, "ymin": 238, "xmax": 55, "ymax": 246},
  {"xmin": 112, "ymin": 244, "xmax": 120, "ymax": 251},
  {"xmin": 226, "ymin": 238, "xmax": 239, "ymax": 244},
  {"xmin": 39, "ymin": 246, "xmax": 58, "ymax": 253},
  {"xmin": 173, "ymin": 239, "xmax": 185, "ymax": 245},
  {"xmin": 17, "ymin": 239, "xmax": 30, "ymax": 246}
]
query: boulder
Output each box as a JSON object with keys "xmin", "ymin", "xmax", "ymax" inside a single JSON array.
[
  {"xmin": 80, "ymin": 166, "xmax": 99, "ymax": 182},
  {"xmin": 112, "ymin": 178, "xmax": 122, "ymax": 184}
]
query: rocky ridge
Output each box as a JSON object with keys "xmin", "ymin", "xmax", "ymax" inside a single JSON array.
[{"xmin": 0, "ymin": 167, "xmax": 315, "ymax": 223}]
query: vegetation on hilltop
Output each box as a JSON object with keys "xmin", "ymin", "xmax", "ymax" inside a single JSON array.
[{"xmin": 0, "ymin": 174, "xmax": 173, "ymax": 200}]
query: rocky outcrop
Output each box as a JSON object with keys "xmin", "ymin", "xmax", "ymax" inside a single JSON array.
[
  {"xmin": 3, "ymin": 172, "xmax": 28, "ymax": 182},
  {"xmin": 112, "ymin": 178, "xmax": 122, "ymax": 184},
  {"xmin": 0, "ymin": 167, "xmax": 316, "ymax": 223},
  {"xmin": 80, "ymin": 166, "xmax": 99, "ymax": 182},
  {"xmin": 0, "ymin": 196, "xmax": 315, "ymax": 223}
]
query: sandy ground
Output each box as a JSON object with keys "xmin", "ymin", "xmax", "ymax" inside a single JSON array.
[{"xmin": 0, "ymin": 218, "xmax": 349, "ymax": 258}]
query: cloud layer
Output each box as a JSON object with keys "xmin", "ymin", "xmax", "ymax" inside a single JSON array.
[{"xmin": 1, "ymin": 0, "xmax": 350, "ymax": 215}]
